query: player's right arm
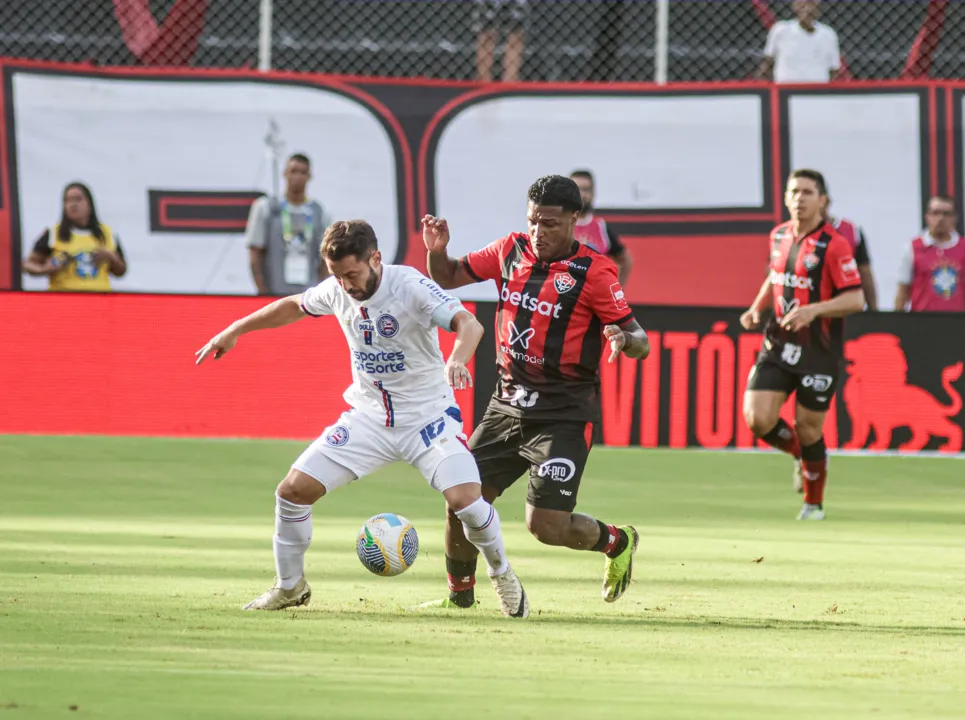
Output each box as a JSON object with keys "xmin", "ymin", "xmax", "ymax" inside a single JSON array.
[
  {"xmin": 423, "ymin": 214, "xmax": 505, "ymax": 289},
  {"xmin": 195, "ymin": 280, "xmax": 333, "ymax": 365},
  {"xmin": 741, "ymin": 275, "xmax": 773, "ymax": 330}
]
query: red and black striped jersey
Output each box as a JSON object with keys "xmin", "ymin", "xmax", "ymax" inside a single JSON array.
[
  {"xmin": 765, "ymin": 220, "xmax": 862, "ymax": 366},
  {"xmin": 462, "ymin": 232, "xmax": 636, "ymax": 420}
]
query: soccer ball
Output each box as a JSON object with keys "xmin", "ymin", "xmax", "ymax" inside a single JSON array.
[{"xmin": 356, "ymin": 513, "xmax": 419, "ymax": 577}]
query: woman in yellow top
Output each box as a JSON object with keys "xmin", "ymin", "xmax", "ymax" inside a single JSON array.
[{"xmin": 23, "ymin": 182, "xmax": 127, "ymax": 291}]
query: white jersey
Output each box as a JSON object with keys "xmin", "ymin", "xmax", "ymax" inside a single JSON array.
[{"xmin": 299, "ymin": 264, "xmax": 464, "ymax": 428}]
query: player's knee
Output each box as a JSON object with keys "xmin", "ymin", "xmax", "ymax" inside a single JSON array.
[
  {"xmin": 525, "ymin": 514, "xmax": 567, "ymax": 546},
  {"xmin": 744, "ymin": 406, "xmax": 777, "ymax": 437},
  {"xmin": 795, "ymin": 422, "xmax": 823, "ymax": 447},
  {"xmin": 443, "ymin": 482, "xmax": 482, "ymax": 513},
  {"xmin": 276, "ymin": 469, "xmax": 325, "ymax": 506}
]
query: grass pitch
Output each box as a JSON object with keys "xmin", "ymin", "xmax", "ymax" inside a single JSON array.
[{"xmin": 1, "ymin": 435, "xmax": 963, "ymax": 719}]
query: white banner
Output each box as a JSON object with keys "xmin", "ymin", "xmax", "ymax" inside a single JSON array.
[
  {"xmin": 13, "ymin": 73, "xmax": 400, "ymax": 294},
  {"xmin": 787, "ymin": 92, "xmax": 924, "ymax": 310},
  {"xmin": 434, "ymin": 93, "xmax": 766, "ymax": 300}
]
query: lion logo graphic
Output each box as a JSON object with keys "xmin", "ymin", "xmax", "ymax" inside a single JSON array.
[{"xmin": 842, "ymin": 334, "xmax": 962, "ymax": 452}]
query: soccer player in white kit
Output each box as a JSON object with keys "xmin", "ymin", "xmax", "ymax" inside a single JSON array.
[{"xmin": 196, "ymin": 220, "xmax": 529, "ymax": 618}]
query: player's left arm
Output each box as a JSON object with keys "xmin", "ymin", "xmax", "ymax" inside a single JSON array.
[
  {"xmin": 588, "ymin": 264, "xmax": 650, "ymax": 362},
  {"xmin": 409, "ymin": 273, "xmax": 482, "ymax": 389},
  {"xmin": 781, "ymin": 240, "xmax": 865, "ymax": 331}
]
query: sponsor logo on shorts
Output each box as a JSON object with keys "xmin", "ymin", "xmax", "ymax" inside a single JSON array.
[
  {"xmin": 802, "ymin": 374, "xmax": 834, "ymax": 393},
  {"xmin": 537, "ymin": 458, "xmax": 576, "ymax": 483},
  {"xmin": 325, "ymin": 425, "xmax": 350, "ymax": 447},
  {"xmin": 376, "ymin": 313, "xmax": 399, "ymax": 338}
]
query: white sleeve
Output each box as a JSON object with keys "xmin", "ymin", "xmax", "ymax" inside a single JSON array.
[
  {"xmin": 245, "ymin": 197, "xmax": 269, "ymax": 249},
  {"xmin": 896, "ymin": 242, "xmax": 915, "ymax": 285},
  {"xmin": 827, "ymin": 28, "xmax": 841, "ymax": 71},
  {"xmin": 300, "ymin": 277, "xmax": 336, "ymax": 317},
  {"xmin": 403, "ymin": 272, "xmax": 464, "ymax": 329},
  {"xmin": 763, "ymin": 23, "xmax": 780, "ymax": 58}
]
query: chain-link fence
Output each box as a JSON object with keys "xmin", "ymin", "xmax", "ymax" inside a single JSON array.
[{"xmin": 1, "ymin": 1, "xmax": 962, "ymax": 81}]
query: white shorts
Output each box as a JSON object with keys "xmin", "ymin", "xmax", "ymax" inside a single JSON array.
[{"xmin": 292, "ymin": 406, "xmax": 479, "ymax": 493}]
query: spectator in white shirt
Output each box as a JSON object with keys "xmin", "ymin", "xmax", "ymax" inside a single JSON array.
[{"xmin": 758, "ymin": 0, "xmax": 841, "ymax": 83}]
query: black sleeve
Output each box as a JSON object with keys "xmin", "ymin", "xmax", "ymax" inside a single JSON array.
[
  {"xmin": 854, "ymin": 229, "xmax": 870, "ymax": 266},
  {"xmin": 30, "ymin": 229, "xmax": 52, "ymax": 257},
  {"xmin": 605, "ymin": 225, "xmax": 625, "ymax": 256},
  {"xmin": 113, "ymin": 235, "xmax": 126, "ymax": 261}
]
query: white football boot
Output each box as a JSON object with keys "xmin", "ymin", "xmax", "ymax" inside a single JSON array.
[
  {"xmin": 490, "ymin": 565, "xmax": 529, "ymax": 618},
  {"xmin": 243, "ymin": 576, "xmax": 311, "ymax": 610},
  {"xmin": 796, "ymin": 504, "xmax": 825, "ymax": 521}
]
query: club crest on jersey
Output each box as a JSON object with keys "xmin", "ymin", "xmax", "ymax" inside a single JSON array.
[
  {"xmin": 325, "ymin": 425, "xmax": 350, "ymax": 447},
  {"xmin": 803, "ymin": 253, "xmax": 820, "ymax": 270},
  {"xmin": 376, "ymin": 313, "xmax": 399, "ymax": 338},
  {"xmin": 554, "ymin": 272, "xmax": 577, "ymax": 294}
]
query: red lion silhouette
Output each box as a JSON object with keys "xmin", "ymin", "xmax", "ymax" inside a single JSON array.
[{"xmin": 843, "ymin": 334, "xmax": 963, "ymax": 452}]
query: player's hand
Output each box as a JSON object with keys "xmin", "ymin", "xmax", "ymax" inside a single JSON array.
[
  {"xmin": 422, "ymin": 215, "xmax": 450, "ymax": 253},
  {"xmin": 195, "ymin": 329, "xmax": 239, "ymax": 365},
  {"xmin": 740, "ymin": 308, "xmax": 761, "ymax": 330},
  {"xmin": 90, "ymin": 249, "xmax": 116, "ymax": 265},
  {"xmin": 445, "ymin": 359, "xmax": 473, "ymax": 390},
  {"xmin": 780, "ymin": 304, "xmax": 818, "ymax": 332},
  {"xmin": 604, "ymin": 325, "xmax": 626, "ymax": 363}
]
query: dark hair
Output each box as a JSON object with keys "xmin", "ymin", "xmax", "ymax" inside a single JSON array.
[
  {"xmin": 59, "ymin": 182, "xmax": 105, "ymax": 244},
  {"xmin": 322, "ymin": 220, "xmax": 379, "ymax": 261},
  {"xmin": 288, "ymin": 153, "xmax": 311, "ymax": 168},
  {"xmin": 527, "ymin": 175, "xmax": 583, "ymax": 214},
  {"xmin": 570, "ymin": 169, "xmax": 595, "ymax": 186},
  {"xmin": 787, "ymin": 168, "xmax": 829, "ymax": 196}
]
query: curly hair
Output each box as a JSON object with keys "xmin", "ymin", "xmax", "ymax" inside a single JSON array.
[{"xmin": 527, "ymin": 175, "xmax": 583, "ymax": 214}]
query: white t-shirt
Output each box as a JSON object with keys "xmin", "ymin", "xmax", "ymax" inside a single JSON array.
[
  {"xmin": 300, "ymin": 265, "xmax": 464, "ymax": 427},
  {"xmin": 764, "ymin": 20, "xmax": 841, "ymax": 83}
]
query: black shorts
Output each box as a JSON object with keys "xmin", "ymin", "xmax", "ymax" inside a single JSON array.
[
  {"xmin": 472, "ymin": 0, "xmax": 529, "ymax": 33},
  {"xmin": 746, "ymin": 348, "xmax": 841, "ymax": 412},
  {"xmin": 468, "ymin": 409, "xmax": 593, "ymax": 513}
]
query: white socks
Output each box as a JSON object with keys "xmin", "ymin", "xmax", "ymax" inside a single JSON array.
[
  {"xmin": 455, "ymin": 497, "xmax": 509, "ymax": 577},
  {"xmin": 274, "ymin": 495, "xmax": 313, "ymax": 590}
]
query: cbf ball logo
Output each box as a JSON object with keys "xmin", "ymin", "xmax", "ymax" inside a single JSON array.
[
  {"xmin": 325, "ymin": 425, "xmax": 350, "ymax": 447},
  {"xmin": 376, "ymin": 314, "xmax": 399, "ymax": 338},
  {"xmin": 931, "ymin": 262, "xmax": 959, "ymax": 299},
  {"xmin": 74, "ymin": 252, "xmax": 98, "ymax": 278}
]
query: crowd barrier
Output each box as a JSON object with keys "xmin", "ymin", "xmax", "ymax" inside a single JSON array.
[{"xmin": 3, "ymin": 293, "xmax": 962, "ymax": 455}]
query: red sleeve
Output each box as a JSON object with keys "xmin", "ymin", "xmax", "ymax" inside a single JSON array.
[
  {"xmin": 826, "ymin": 235, "xmax": 863, "ymax": 292},
  {"xmin": 588, "ymin": 261, "xmax": 636, "ymax": 326},
  {"xmin": 460, "ymin": 235, "xmax": 511, "ymax": 283}
]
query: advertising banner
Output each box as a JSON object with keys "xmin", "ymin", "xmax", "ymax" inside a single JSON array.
[{"xmin": 0, "ymin": 62, "xmax": 959, "ymax": 313}]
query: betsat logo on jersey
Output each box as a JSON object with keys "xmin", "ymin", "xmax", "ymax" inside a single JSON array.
[
  {"xmin": 500, "ymin": 283, "xmax": 563, "ymax": 318},
  {"xmin": 769, "ymin": 270, "xmax": 814, "ymax": 290}
]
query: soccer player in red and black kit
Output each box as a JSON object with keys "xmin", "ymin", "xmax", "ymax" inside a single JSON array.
[
  {"xmin": 741, "ymin": 169, "xmax": 865, "ymax": 521},
  {"xmin": 420, "ymin": 175, "xmax": 650, "ymax": 609}
]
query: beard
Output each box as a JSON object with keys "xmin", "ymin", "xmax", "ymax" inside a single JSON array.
[{"xmin": 348, "ymin": 269, "xmax": 380, "ymax": 301}]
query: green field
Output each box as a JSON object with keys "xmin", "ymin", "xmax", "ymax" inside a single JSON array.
[{"xmin": 1, "ymin": 436, "xmax": 963, "ymax": 719}]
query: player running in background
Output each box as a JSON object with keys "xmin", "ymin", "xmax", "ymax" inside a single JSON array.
[
  {"xmin": 741, "ymin": 170, "xmax": 865, "ymax": 520},
  {"xmin": 421, "ymin": 175, "xmax": 650, "ymax": 609},
  {"xmin": 196, "ymin": 220, "xmax": 529, "ymax": 617}
]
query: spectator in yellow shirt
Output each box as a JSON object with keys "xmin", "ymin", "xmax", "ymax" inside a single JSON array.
[{"xmin": 23, "ymin": 182, "xmax": 127, "ymax": 291}]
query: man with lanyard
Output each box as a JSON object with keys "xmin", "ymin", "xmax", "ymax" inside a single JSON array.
[{"xmin": 246, "ymin": 153, "xmax": 330, "ymax": 296}]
